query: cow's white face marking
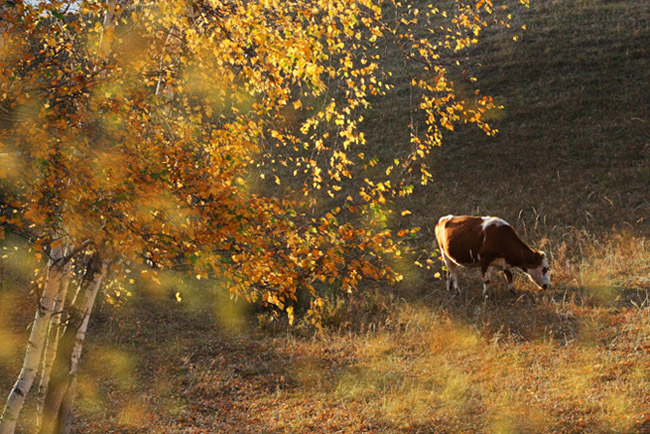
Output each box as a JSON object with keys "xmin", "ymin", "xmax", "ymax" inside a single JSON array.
[
  {"xmin": 526, "ymin": 252, "xmax": 551, "ymax": 289},
  {"xmin": 480, "ymin": 216, "xmax": 508, "ymax": 231}
]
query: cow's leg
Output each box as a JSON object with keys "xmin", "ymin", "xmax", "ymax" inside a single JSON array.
[
  {"xmin": 440, "ymin": 252, "xmax": 460, "ymax": 295},
  {"xmin": 503, "ymin": 269, "xmax": 516, "ymax": 294},
  {"xmin": 449, "ymin": 264, "xmax": 460, "ymax": 296},
  {"xmin": 481, "ymin": 265, "xmax": 490, "ymax": 296},
  {"xmin": 480, "ymin": 256, "xmax": 493, "ymax": 297}
]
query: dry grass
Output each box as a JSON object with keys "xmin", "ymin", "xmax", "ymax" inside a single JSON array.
[
  {"xmin": 2, "ymin": 234, "xmax": 650, "ymax": 433},
  {"xmin": 2, "ymin": 0, "xmax": 650, "ymax": 432},
  {"xmin": 10, "ymin": 277, "xmax": 643, "ymax": 434}
]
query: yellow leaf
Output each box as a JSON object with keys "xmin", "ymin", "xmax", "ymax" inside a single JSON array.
[
  {"xmin": 175, "ymin": 292, "xmax": 182, "ymax": 302},
  {"xmin": 287, "ymin": 306, "xmax": 294, "ymax": 325},
  {"xmin": 401, "ymin": 210, "xmax": 412, "ymax": 216}
]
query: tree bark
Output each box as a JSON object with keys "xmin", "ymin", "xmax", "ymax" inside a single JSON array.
[
  {"xmin": 0, "ymin": 245, "xmax": 68, "ymax": 434},
  {"xmin": 35, "ymin": 256, "xmax": 73, "ymax": 430},
  {"xmin": 38, "ymin": 253, "xmax": 108, "ymax": 434}
]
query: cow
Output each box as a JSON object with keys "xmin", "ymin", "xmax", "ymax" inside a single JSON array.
[{"xmin": 434, "ymin": 215, "xmax": 551, "ymax": 296}]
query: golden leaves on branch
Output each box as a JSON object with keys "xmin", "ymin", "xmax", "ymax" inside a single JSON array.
[{"xmin": 0, "ymin": 0, "xmax": 525, "ymax": 321}]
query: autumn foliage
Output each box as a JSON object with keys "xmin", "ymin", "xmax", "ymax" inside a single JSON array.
[
  {"xmin": 0, "ymin": 0, "xmax": 524, "ymax": 310},
  {"xmin": 1, "ymin": 0, "xmax": 526, "ymax": 431}
]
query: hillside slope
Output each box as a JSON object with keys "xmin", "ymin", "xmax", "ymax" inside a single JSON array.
[{"xmin": 419, "ymin": 0, "xmax": 649, "ymax": 231}]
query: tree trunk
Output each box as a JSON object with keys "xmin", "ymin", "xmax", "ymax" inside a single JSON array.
[
  {"xmin": 38, "ymin": 253, "xmax": 108, "ymax": 434},
  {"xmin": 35, "ymin": 257, "xmax": 73, "ymax": 430},
  {"xmin": 33, "ymin": 3, "xmax": 119, "ymax": 431},
  {"xmin": 155, "ymin": 25, "xmax": 182, "ymax": 101},
  {"xmin": 0, "ymin": 245, "xmax": 68, "ymax": 434}
]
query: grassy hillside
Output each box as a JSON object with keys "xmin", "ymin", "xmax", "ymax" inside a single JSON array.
[
  {"xmin": 426, "ymin": 0, "xmax": 649, "ymax": 230},
  {"xmin": 372, "ymin": 0, "xmax": 649, "ymax": 229},
  {"xmin": 2, "ymin": 0, "xmax": 649, "ymax": 432}
]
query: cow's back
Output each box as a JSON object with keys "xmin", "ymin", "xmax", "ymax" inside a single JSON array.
[
  {"xmin": 436, "ymin": 215, "xmax": 485, "ymax": 265},
  {"xmin": 482, "ymin": 223, "xmax": 532, "ymax": 267}
]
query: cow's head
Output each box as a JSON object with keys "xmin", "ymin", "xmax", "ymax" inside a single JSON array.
[{"xmin": 526, "ymin": 251, "xmax": 551, "ymax": 290}]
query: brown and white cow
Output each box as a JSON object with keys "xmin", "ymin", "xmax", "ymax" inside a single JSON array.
[{"xmin": 435, "ymin": 215, "xmax": 551, "ymax": 296}]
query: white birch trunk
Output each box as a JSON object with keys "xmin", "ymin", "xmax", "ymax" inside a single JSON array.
[
  {"xmin": 35, "ymin": 257, "xmax": 73, "ymax": 430},
  {"xmin": 0, "ymin": 245, "xmax": 68, "ymax": 434},
  {"xmin": 154, "ymin": 26, "xmax": 182, "ymax": 101},
  {"xmin": 98, "ymin": 0, "xmax": 129, "ymax": 63},
  {"xmin": 35, "ymin": 3, "xmax": 119, "ymax": 431},
  {"xmin": 39, "ymin": 254, "xmax": 108, "ymax": 434},
  {"xmin": 57, "ymin": 262, "xmax": 106, "ymax": 434}
]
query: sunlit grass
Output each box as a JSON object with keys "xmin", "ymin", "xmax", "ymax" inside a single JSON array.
[
  {"xmin": 4, "ymin": 253, "xmax": 649, "ymax": 432},
  {"xmin": 3, "ymin": 198, "xmax": 648, "ymax": 433},
  {"xmin": 116, "ymin": 400, "xmax": 149, "ymax": 428},
  {"xmin": 548, "ymin": 229, "xmax": 650, "ymax": 305}
]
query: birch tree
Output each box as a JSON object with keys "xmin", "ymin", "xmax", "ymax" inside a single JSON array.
[
  {"xmin": 39, "ymin": 252, "xmax": 108, "ymax": 434},
  {"xmin": 35, "ymin": 255, "xmax": 72, "ymax": 429},
  {"xmin": 0, "ymin": 245, "xmax": 69, "ymax": 434}
]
